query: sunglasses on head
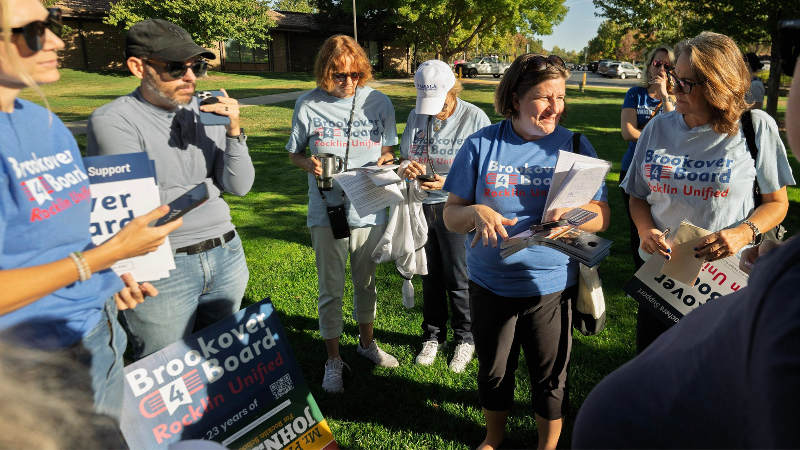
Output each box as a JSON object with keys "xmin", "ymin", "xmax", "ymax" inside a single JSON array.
[
  {"xmin": 652, "ymin": 60, "xmax": 671, "ymax": 69},
  {"xmin": 332, "ymin": 72, "xmax": 363, "ymax": 82},
  {"xmin": 1, "ymin": 8, "xmax": 63, "ymax": 52},
  {"xmin": 145, "ymin": 59, "xmax": 208, "ymax": 79},
  {"xmin": 521, "ymin": 55, "xmax": 567, "ymax": 73}
]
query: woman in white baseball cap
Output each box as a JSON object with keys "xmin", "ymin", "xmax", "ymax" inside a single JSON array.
[{"xmin": 400, "ymin": 59, "xmax": 490, "ymax": 374}]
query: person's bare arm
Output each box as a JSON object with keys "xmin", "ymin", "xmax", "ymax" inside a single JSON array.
[
  {"xmin": 621, "ymin": 108, "xmax": 641, "ymax": 142},
  {"xmin": 0, "ymin": 206, "xmax": 181, "ymax": 316},
  {"xmin": 545, "ymin": 200, "xmax": 610, "ymax": 233},
  {"xmin": 289, "ymin": 151, "xmax": 322, "ymax": 176}
]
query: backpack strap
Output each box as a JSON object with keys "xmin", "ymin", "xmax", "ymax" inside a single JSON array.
[
  {"xmin": 740, "ymin": 111, "xmax": 762, "ymax": 207},
  {"xmin": 572, "ymin": 132, "xmax": 581, "ymax": 154}
]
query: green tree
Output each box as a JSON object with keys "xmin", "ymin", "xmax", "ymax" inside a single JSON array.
[
  {"xmin": 272, "ymin": 0, "xmax": 316, "ymax": 13},
  {"xmin": 397, "ymin": 0, "xmax": 568, "ymax": 62},
  {"xmin": 586, "ymin": 20, "xmax": 623, "ymax": 60},
  {"xmin": 104, "ymin": 0, "xmax": 276, "ymax": 49}
]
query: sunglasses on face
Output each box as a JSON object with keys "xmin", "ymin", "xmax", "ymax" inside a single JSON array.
[
  {"xmin": 667, "ymin": 70, "xmax": 703, "ymax": 94},
  {"xmin": 145, "ymin": 59, "xmax": 208, "ymax": 79},
  {"xmin": 332, "ymin": 72, "xmax": 363, "ymax": 82},
  {"xmin": 1, "ymin": 8, "xmax": 63, "ymax": 52},
  {"xmin": 652, "ymin": 60, "xmax": 671, "ymax": 70}
]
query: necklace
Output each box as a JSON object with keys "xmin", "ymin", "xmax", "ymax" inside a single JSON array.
[{"xmin": 433, "ymin": 118, "xmax": 444, "ymax": 132}]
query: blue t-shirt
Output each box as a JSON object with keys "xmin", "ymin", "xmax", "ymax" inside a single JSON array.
[
  {"xmin": 0, "ymin": 100, "xmax": 122, "ymax": 348},
  {"xmin": 621, "ymin": 86, "xmax": 664, "ymax": 172},
  {"xmin": 286, "ymin": 87, "xmax": 398, "ymax": 227},
  {"xmin": 444, "ymin": 121, "xmax": 608, "ymax": 297}
]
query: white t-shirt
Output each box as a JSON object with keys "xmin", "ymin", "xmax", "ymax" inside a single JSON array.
[{"xmin": 621, "ymin": 110, "xmax": 794, "ymax": 260}]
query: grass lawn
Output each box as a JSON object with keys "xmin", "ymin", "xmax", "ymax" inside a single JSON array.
[{"xmin": 59, "ymin": 72, "xmax": 798, "ymax": 449}]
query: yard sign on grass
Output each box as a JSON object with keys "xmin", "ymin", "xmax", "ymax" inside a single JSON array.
[{"xmin": 121, "ymin": 298, "xmax": 338, "ymax": 450}]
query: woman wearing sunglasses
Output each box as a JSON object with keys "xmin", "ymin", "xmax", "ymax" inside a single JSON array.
[
  {"xmin": 619, "ymin": 46, "xmax": 675, "ymax": 270},
  {"xmin": 621, "ymin": 32, "xmax": 793, "ymax": 352},
  {"xmin": 0, "ymin": 0, "xmax": 180, "ymax": 421},
  {"xmin": 443, "ymin": 53, "xmax": 609, "ymax": 450},
  {"xmin": 286, "ymin": 34, "xmax": 399, "ymax": 394}
]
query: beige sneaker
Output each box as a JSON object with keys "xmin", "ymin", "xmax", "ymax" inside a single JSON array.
[
  {"xmin": 449, "ymin": 342, "xmax": 475, "ymax": 373},
  {"xmin": 357, "ymin": 337, "xmax": 399, "ymax": 368},
  {"xmin": 322, "ymin": 358, "xmax": 349, "ymax": 393}
]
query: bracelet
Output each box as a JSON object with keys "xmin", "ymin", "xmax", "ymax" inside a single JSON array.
[
  {"xmin": 741, "ymin": 220, "xmax": 760, "ymax": 245},
  {"xmin": 68, "ymin": 251, "xmax": 92, "ymax": 282}
]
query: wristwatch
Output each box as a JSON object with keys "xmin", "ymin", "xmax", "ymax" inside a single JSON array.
[
  {"xmin": 227, "ymin": 128, "xmax": 246, "ymax": 143},
  {"xmin": 742, "ymin": 219, "xmax": 762, "ymax": 245}
]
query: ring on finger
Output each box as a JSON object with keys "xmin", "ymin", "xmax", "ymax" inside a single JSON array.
[{"xmin": 225, "ymin": 106, "xmax": 229, "ymax": 111}]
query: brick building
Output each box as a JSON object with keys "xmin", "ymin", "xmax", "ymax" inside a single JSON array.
[{"xmin": 53, "ymin": 0, "xmax": 411, "ymax": 74}]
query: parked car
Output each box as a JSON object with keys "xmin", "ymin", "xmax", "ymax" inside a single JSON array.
[
  {"xmin": 598, "ymin": 60, "xmax": 616, "ymax": 76},
  {"xmin": 606, "ymin": 62, "xmax": 642, "ymax": 79},
  {"xmin": 455, "ymin": 56, "xmax": 511, "ymax": 78},
  {"xmin": 589, "ymin": 61, "xmax": 600, "ymax": 72}
]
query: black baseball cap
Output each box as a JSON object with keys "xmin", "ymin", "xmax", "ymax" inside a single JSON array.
[
  {"xmin": 125, "ymin": 19, "xmax": 216, "ymax": 61},
  {"xmin": 744, "ymin": 52, "xmax": 763, "ymax": 71}
]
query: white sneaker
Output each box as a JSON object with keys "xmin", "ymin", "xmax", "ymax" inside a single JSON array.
[
  {"xmin": 415, "ymin": 341, "xmax": 444, "ymax": 366},
  {"xmin": 322, "ymin": 358, "xmax": 349, "ymax": 393},
  {"xmin": 357, "ymin": 337, "xmax": 399, "ymax": 368},
  {"xmin": 449, "ymin": 342, "xmax": 475, "ymax": 373}
]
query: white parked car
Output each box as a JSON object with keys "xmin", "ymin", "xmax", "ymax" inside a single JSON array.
[{"xmin": 455, "ymin": 56, "xmax": 511, "ymax": 78}]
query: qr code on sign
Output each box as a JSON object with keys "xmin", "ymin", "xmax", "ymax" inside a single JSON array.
[{"xmin": 270, "ymin": 374, "xmax": 294, "ymax": 399}]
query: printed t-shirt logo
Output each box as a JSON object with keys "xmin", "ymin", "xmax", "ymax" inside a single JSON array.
[
  {"xmin": 315, "ymin": 127, "xmax": 341, "ymax": 140},
  {"xmin": 645, "ymin": 164, "xmax": 672, "ymax": 180}
]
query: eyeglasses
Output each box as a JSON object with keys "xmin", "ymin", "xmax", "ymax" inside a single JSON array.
[
  {"xmin": 1, "ymin": 8, "xmax": 62, "ymax": 52},
  {"xmin": 332, "ymin": 72, "xmax": 364, "ymax": 82},
  {"xmin": 652, "ymin": 60, "xmax": 671, "ymax": 70},
  {"xmin": 145, "ymin": 59, "xmax": 208, "ymax": 79},
  {"xmin": 667, "ymin": 70, "xmax": 703, "ymax": 94},
  {"xmin": 521, "ymin": 55, "xmax": 567, "ymax": 73}
]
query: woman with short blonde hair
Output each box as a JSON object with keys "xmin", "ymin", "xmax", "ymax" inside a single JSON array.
[
  {"xmin": 313, "ymin": 34, "xmax": 373, "ymax": 93},
  {"xmin": 622, "ymin": 31, "xmax": 793, "ymax": 352}
]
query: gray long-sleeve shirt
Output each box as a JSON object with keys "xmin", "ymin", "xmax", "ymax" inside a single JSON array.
[{"xmin": 86, "ymin": 89, "xmax": 254, "ymax": 249}]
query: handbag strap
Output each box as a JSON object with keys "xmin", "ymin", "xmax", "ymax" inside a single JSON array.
[
  {"xmin": 741, "ymin": 110, "xmax": 762, "ymax": 207},
  {"xmin": 572, "ymin": 132, "xmax": 581, "ymax": 154},
  {"xmin": 425, "ymin": 116, "xmax": 438, "ymax": 176}
]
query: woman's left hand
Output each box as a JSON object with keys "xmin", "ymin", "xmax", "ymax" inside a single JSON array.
[
  {"xmin": 544, "ymin": 207, "xmax": 571, "ymax": 223},
  {"xmin": 419, "ymin": 174, "xmax": 445, "ymax": 191},
  {"xmin": 694, "ymin": 225, "xmax": 752, "ymax": 261},
  {"xmin": 115, "ymin": 272, "xmax": 158, "ymax": 311}
]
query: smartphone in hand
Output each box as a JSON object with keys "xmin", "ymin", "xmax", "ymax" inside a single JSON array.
[
  {"xmin": 154, "ymin": 183, "xmax": 210, "ymax": 226},
  {"xmin": 196, "ymin": 90, "xmax": 231, "ymax": 126}
]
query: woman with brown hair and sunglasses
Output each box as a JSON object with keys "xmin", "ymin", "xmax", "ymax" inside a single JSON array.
[
  {"xmin": 286, "ymin": 34, "xmax": 399, "ymax": 394},
  {"xmin": 0, "ymin": 0, "xmax": 180, "ymax": 421},
  {"xmin": 443, "ymin": 53, "xmax": 609, "ymax": 450},
  {"xmin": 621, "ymin": 32, "xmax": 794, "ymax": 352},
  {"xmin": 619, "ymin": 45, "xmax": 675, "ymax": 270}
]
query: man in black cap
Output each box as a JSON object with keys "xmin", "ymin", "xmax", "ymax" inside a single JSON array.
[
  {"xmin": 744, "ymin": 52, "xmax": 766, "ymax": 109},
  {"xmin": 86, "ymin": 19, "xmax": 254, "ymax": 359}
]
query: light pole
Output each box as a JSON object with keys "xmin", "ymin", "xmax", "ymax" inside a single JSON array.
[{"xmin": 352, "ymin": 0, "xmax": 358, "ymax": 42}]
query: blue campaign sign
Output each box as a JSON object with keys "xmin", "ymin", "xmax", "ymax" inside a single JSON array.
[
  {"xmin": 120, "ymin": 298, "xmax": 337, "ymax": 450},
  {"xmin": 83, "ymin": 153, "xmax": 155, "ymax": 184}
]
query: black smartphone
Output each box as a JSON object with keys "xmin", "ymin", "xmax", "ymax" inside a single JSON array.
[
  {"xmin": 154, "ymin": 183, "xmax": 210, "ymax": 226},
  {"xmin": 196, "ymin": 90, "xmax": 231, "ymax": 126},
  {"xmin": 416, "ymin": 174, "xmax": 436, "ymax": 182},
  {"xmin": 530, "ymin": 219, "xmax": 569, "ymax": 231}
]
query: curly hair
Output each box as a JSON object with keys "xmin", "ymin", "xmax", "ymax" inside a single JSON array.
[
  {"xmin": 314, "ymin": 35, "xmax": 373, "ymax": 94},
  {"xmin": 674, "ymin": 32, "xmax": 750, "ymax": 137},
  {"xmin": 494, "ymin": 53, "xmax": 570, "ymax": 120}
]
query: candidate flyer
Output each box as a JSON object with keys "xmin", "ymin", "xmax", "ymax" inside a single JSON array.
[
  {"xmin": 83, "ymin": 153, "xmax": 174, "ymax": 281},
  {"xmin": 624, "ymin": 254, "xmax": 749, "ymax": 327},
  {"xmin": 120, "ymin": 298, "xmax": 338, "ymax": 450}
]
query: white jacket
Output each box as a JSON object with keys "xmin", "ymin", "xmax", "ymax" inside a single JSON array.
[{"xmin": 372, "ymin": 161, "xmax": 428, "ymax": 307}]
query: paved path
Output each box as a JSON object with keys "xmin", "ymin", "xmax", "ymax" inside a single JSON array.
[{"xmin": 66, "ymin": 80, "xmax": 414, "ymax": 136}]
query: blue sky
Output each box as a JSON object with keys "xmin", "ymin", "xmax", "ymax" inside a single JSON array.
[{"xmin": 535, "ymin": 0, "xmax": 605, "ymax": 53}]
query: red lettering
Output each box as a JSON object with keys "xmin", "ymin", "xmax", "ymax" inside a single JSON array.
[
  {"xmin": 188, "ymin": 404, "xmax": 204, "ymax": 421},
  {"xmin": 182, "ymin": 414, "xmax": 192, "ymax": 426},
  {"xmin": 169, "ymin": 421, "xmax": 182, "ymax": 434},
  {"xmin": 153, "ymin": 424, "xmax": 171, "ymax": 444}
]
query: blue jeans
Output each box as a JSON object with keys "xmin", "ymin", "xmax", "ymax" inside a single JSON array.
[
  {"xmin": 74, "ymin": 296, "xmax": 127, "ymax": 422},
  {"xmin": 121, "ymin": 232, "xmax": 248, "ymax": 360}
]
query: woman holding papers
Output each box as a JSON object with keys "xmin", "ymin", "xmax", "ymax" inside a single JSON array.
[
  {"xmin": 443, "ymin": 53, "xmax": 609, "ymax": 450},
  {"xmin": 621, "ymin": 32, "xmax": 793, "ymax": 352},
  {"xmin": 286, "ymin": 35, "xmax": 400, "ymax": 394},
  {"xmin": 0, "ymin": 0, "xmax": 181, "ymax": 421},
  {"xmin": 619, "ymin": 45, "xmax": 675, "ymax": 269},
  {"xmin": 400, "ymin": 60, "xmax": 490, "ymax": 373}
]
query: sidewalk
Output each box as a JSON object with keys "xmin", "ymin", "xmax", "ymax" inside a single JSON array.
[{"xmin": 65, "ymin": 79, "xmax": 414, "ymax": 136}]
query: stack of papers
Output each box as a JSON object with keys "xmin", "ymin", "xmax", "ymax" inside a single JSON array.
[
  {"xmin": 500, "ymin": 225, "xmax": 611, "ymax": 267},
  {"xmin": 332, "ymin": 164, "xmax": 403, "ymax": 217},
  {"xmin": 83, "ymin": 153, "xmax": 175, "ymax": 282},
  {"xmin": 543, "ymin": 150, "xmax": 611, "ymax": 221}
]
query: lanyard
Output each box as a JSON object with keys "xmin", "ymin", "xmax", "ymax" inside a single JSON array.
[
  {"xmin": 424, "ymin": 116, "xmax": 438, "ymax": 177},
  {"xmin": 319, "ymin": 90, "xmax": 359, "ymax": 207}
]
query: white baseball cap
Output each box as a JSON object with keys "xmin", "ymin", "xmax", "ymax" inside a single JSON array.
[{"xmin": 414, "ymin": 60, "xmax": 456, "ymax": 116}]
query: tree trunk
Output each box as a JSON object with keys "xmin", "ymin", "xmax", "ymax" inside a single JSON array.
[{"xmin": 765, "ymin": 10, "xmax": 783, "ymax": 119}]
